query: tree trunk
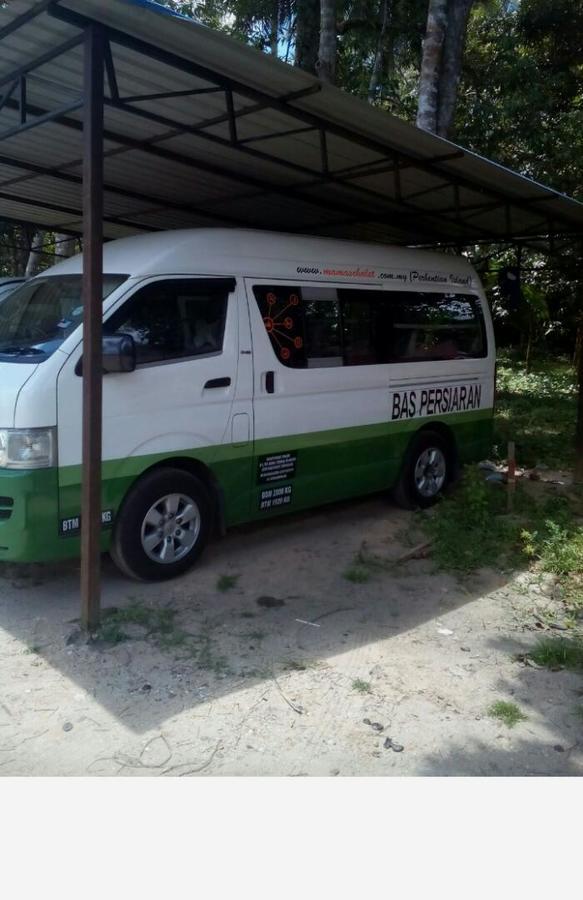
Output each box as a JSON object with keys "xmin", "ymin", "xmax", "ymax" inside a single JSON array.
[
  {"xmin": 24, "ymin": 230, "xmax": 45, "ymax": 278},
  {"xmin": 368, "ymin": 0, "xmax": 393, "ymax": 104},
  {"xmin": 525, "ymin": 310, "xmax": 534, "ymax": 374},
  {"xmin": 270, "ymin": 1, "xmax": 279, "ymax": 56},
  {"xmin": 416, "ymin": 0, "xmax": 448, "ymax": 132},
  {"xmin": 317, "ymin": 0, "xmax": 337, "ymax": 85},
  {"xmin": 436, "ymin": 0, "xmax": 474, "ymax": 137},
  {"xmin": 54, "ymin": 232, "xmax": 77, "ymax": 259},
  {"xmin": 295, "ymin": 0, "xmax": 320, "ymax": 74}
]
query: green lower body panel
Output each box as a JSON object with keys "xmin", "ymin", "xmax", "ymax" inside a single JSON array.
[
  {"xmin": 0, "ymin": 468, "xmax": 68, "ymax": 563},
  {"xmin": 0, "ymin": 409, "xmax": 493, "ymax": 564}
]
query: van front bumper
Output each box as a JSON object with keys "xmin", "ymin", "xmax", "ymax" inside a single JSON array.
[{"xmin": 0, "ymin": 468, "xmax": 71, "ymax": 563}]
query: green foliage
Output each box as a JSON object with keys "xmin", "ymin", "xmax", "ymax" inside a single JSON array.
[
  {"xmin": 96, "ymin": 602, "xmax": 180, "ymax": 643},
  {"xmin": 424, "ymin": 394, "xmax": 581, "ymax": 580},
  {"xmin": 343, "ymin": 564, "xmax": 371, "ymax": 583},
  {"xmin": 352, "ymin": 678, "xmax": 372, "ymax": 694},
  {"xmin": 423, "ymin": 466, "xmax": 519, "ymax": 573},
  {"xmin": 217, "ymin": 574, "xmax": 240, "ymax": 591},
  {"xmin": 493, "ymin": 355, "xmax": 577, "ymax": 469},
  {"xmin": 521, "ymin": 520, "xmax": 583, "ymax": 577},
  {"xmin": 530, "ymin": 636, "xmax": 583, "ymax": 670},
  {"xmin": 488, "ymin": 700, "xmax": 527, "ymax": 728}
]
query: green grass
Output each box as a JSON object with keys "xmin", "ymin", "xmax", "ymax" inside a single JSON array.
[
  {"xmin": 95, "ymin": 620, "xmax": 128, "ymax": 644},
  {"xmin": 343, "ymin": 564, "xmax": 371, "ymax": 584},
  {"xmin": 217, "ymin": 574, "xmax": 239, "ymax": 592},
  {"xmin": 521, "ymin": 520, "xmax": 583, "ymax": 577},
  {"xmin": 529, "ymin": 636, "xmax": 583, "ymax": 670},
  {"xmin": 493, "ymin": 354, "xmax": 577, "ymax": 469},
  {"xmin": 423, "ymin": 466, "xmax": 521, "ymax": 573},
  {"xmin": 488, "ymin": 700, "xmax": 527, "ymax": 728},
  {"xmin": 352, "ymin": 678, "xmax": 372, "ymax": 694},
  {"xmin": 423, "ymin": 462, "xmax": 583, "ymax": 596}
]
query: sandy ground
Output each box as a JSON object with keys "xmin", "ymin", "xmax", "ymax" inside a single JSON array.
[{"xmin": 1, "ymin": 493, "xmax": 582, "ymax": 777}]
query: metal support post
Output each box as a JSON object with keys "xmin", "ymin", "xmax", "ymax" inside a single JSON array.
[{"xmin": 80, "ymin": 23, "xmax": 105, "ymax": 631}]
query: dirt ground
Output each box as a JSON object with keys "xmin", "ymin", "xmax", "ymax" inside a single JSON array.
[{"xmin": 1, "ymin": 493, "xmax": 582, "ymax": 777}]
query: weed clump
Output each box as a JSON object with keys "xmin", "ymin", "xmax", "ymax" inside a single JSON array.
[
  {"xmin": 521, "ymin": 520, "xmax": 583, "ymax": 577},
  {"xmin": 488, "ymin": 700, "xmax": 527, "ymax": 728},
  {"xmin": 529, "ymin": 636, "xmax": 583, "ymax": 670},
  {"xmin": 343, "ymin": 565, "xmax": 371, "ymax": 584},
  {"xmin": 423, "ymin": 467, "xmax": 518, "ymax": 573},
  {"xmin": 217, "ymin": 574, "xmax": 239, "ymax": 592}
]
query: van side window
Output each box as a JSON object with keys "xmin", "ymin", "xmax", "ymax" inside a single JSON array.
[
  {"xmin": 384, "ymin": 292, "xmax": 486, "ymax": 362},
  {"xmin": 104, "ymin": 279, "xmax": 229, "ymax": 365},
  {"xmin": 254, "ymin": 285, "xmax": 486, "ymax": 367}
]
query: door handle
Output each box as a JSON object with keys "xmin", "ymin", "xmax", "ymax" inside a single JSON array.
[
  {"xmin": 265, "ymin": 371, "xmax": 275, "ymax": 394},
  {"xmin": 204, "ymin": 377, "xmax": 231, "ymax": 389}
]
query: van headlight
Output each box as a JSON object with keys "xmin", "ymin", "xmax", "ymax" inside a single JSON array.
[{"xmin": 0, "ymin": 428, "xmax": 56, "ymax": 469}]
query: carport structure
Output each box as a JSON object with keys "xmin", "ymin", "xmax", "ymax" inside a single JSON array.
[{"xmin": 1, "ymin": 0, "xmax": 583, "ymax": 627}]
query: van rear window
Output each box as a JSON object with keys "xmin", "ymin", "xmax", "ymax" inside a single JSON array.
[{"xmin": 253, "ymin": 286, "xmax": 487, "ymax": 368}]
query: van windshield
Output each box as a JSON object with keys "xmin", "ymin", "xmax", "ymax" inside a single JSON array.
[{"xmin": 0, "ymin": 275, "xmax": 127, "ymax": 362}]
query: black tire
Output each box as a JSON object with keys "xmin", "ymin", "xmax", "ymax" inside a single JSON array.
[
  {"xmin": 110, "ymin": 467, "xmax": 212, "ymax": 581},
  {"xmin": 392, "ymin": 430, "xmax": 452, "ymax": 510}
]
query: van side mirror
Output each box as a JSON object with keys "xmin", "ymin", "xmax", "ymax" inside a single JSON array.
[
  {"xmin": 75, "ymin": 333, "xmax": 136, "ymax": 376},
  {"xmin": 102, "ymin": 334, "xmax": 136, "ymax": 373}
]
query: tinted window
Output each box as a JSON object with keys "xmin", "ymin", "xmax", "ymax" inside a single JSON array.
[
  {"xmin": 386, "ymin": 293, "xmax": 485, "ymax": 362},
  {"xmin": 0, "ymin": 275, "xmax": 126, "ymax": 362},
  {"xmin": 105, "ymin": 279, "xmax": 230, "ymax": 365},
  {"xmin": 254, "ymin": 285, "xmax": 486, "ymax": 368}
]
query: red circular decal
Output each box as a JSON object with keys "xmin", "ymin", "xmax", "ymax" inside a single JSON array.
[
  {"xmin": 266, "ymin": 292, "xmax": 277, "ymax": 306},
  {"xmin": 280, "ymin": 347, "xmax": 291, "ymax": 361},
  {"xmin": 264, "ymin": 316, "xmax": 274, "ymax": 333},
  {"xmin": 293, "ymin": 336, "xmax": 303, "ymax": 349},
  {"xmin": 290, "ymin": 294, "xmax": 299, "ymax": 306}
]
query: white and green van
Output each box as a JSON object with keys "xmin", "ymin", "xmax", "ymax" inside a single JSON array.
[{"xmin": 0, "ymin": 229, "xmax": 494, "ymax": 580}]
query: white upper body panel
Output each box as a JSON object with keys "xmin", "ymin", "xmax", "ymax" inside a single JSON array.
[{"xmin": 44, "ymin": 228, "xmax": 479, "ymax": 291}]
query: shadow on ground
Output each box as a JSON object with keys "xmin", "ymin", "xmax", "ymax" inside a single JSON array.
[
  {"xmin": 1, "ymin": 494, "xmax": 580, "ymax": 775},
  {"xmin": 0, "ymin": 495, "xmax": 506, "ymax": 732},
  {"xmin": 418, "ymin": 634, "xmax": 583, "ymax": 776}
]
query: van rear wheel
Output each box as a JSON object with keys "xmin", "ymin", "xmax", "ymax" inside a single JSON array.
[
  {"xmin": 392, "ymin": 430, "xmax": 451, "ymax": 510},
  {"xmin": 110, "ymin": 468, "xmax": 212, "ymax": 581}
]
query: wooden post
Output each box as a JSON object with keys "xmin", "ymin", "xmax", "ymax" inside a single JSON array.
[{"xmin": 80, "ymin": 23, "xmax": 105, "ymax": 631}]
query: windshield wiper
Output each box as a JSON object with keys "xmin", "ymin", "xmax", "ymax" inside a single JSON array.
[{"xmin": 0, "ymin": 345, "xmax": 45, "ymax": 357}]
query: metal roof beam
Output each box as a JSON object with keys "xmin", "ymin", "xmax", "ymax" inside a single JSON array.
[
  {"xmin": 0, "ymin": 97, "xmax": 83, "ymax": 142},
  {"xmin": 0, "ymin": 189, "xmax": 157, "ymax": 233},
  {"xmin": 0, "ymin": 152, "xmax": 253, "ymax": 228},
  {"xmin": 122, "ymin": 86, "xmax": 223, "ymax": 103},
  {"xmin": 39, "ymin": 3, "xmax": 583, "ymax": 236},
  {"xmin": 1, "ymin": 95, "xmax": 446, "ymax": 240},
  {"xmin": 238, "ymin": 125, "xmax": 316, "ymax": 145},
  {"xmin": 0, "ymin": 32, "xmax": 84, "ymax": 91},
  {"xmin": 0, "ymin": 0, "xmax": 57, "ymax": 41}
]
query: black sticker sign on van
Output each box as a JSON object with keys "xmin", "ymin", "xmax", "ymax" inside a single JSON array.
[
  {"xmin": 257, "ymin": 452, "xmax": 297, "ymax": 485},
  {"xmin": 391, "ymin": 383, "xmax": 482, "ymax": 421},
  {"xmin": 259, "ymin": 485, "xmax": 293, "ymax": 511},
  {"xmin": 59, "ymin": 509, "xmax": 113, "ymax": 537}
]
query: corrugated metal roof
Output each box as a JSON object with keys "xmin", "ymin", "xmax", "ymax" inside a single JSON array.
[{"xmin": 1, "ymin": 0, "xmax": 582, "ymax": 250}]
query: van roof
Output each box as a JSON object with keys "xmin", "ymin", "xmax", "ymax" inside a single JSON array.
[{"xmin": 46, "ymin": 228, "xmax": 476, "ymax": 280}]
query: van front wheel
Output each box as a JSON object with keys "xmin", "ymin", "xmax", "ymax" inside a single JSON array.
[
  {"xmin": 392, "ymin": 431, "xmax": 451, "ymax": 510},
  {"xmin": 110, "ymin": 468, "xmax": 212, "ymax": 581}
]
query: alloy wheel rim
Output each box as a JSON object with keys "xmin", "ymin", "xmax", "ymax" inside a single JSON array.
[
  {"xmin": 140, "ymin": 492, "xmax": 200, "ymax": 564},
  {"xmin": 414, "ymin": 447, "xmax": 446, "ymax": 498}
]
